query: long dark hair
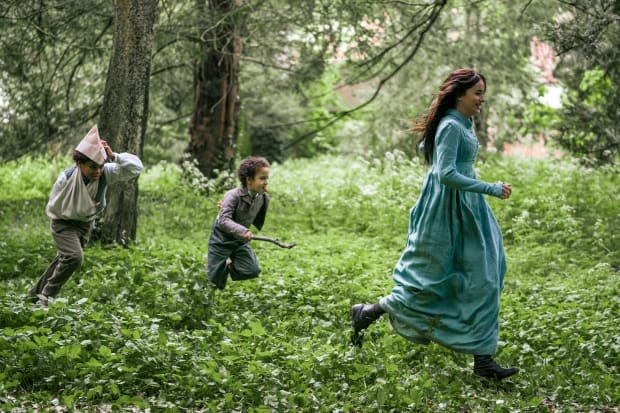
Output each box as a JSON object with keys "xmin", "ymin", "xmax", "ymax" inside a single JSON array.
[{"xmin": 413, "ymin": 68, "xmax": 486, "ymax": 164}]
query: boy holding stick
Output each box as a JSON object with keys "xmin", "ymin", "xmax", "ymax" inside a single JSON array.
[{"xmin": 207, "ymin": 157, "xmax": 270, "ymax": 290}]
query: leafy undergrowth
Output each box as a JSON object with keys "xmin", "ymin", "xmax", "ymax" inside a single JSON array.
[{"xmin": 0, "ymin": 154, "xmax": 618, "ymax": 412}]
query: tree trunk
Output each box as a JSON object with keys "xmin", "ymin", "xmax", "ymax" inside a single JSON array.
[
  {"xmin": 96, "ymin": 0, "xmax": 158, "ymax": 245},
  {"xmin": 188, "ymin": 0, "xmax": 243, "ymax": 178}
]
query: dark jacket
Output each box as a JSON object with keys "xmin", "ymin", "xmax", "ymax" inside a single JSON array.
[{"xmin": 215, "ymin": 187, "xmax": 269, "ymax": 240}]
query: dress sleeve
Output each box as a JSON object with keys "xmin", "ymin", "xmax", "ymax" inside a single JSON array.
[
  {"xmin": 216, "ymin": 189, "xmax": 250, "ymax": 239},
  {"xmin": 435, "ymin": 122, "xmax": 502, "ymax": 197},
  {"xmin": 103, "ymin": 152, "xmax": 144, "ymax": 185}
]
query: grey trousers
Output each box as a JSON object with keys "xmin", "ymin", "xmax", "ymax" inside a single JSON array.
[
  {"xmin": 29, "ymin": 219, "xmax": 92, "ymax": 299},
  {"xmin": 207, "ymin": 225, "xmax": 261, "ymax": 289}
]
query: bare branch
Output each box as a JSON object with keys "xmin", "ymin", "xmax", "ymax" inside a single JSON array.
[
  {"xmin": 151, "ymin": 63, "xmax": 190, "ymax": 77},
  {"xmin": 152, "ymin": 37, "xmax": 183, "ymax": 57},
  {"xmin": 66, "ymin": 18, "xmax": 113, "ymax": 110},
  {"xmin": 520, "ymin": 0, "xmax": 535, "ymax": 18},
  {"xmin": 284, "ymin": 0, "xmax": 446, "ymax": 150}
]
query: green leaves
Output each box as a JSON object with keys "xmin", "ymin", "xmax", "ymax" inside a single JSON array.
[{"xmin": 1, "ymin": 154, "xmax": 618, "ymax": 411}]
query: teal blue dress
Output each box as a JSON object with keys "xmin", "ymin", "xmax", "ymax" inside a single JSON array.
[{"xmin": 380, "ymin": 109, "xmax": 506, "ymax": 355}]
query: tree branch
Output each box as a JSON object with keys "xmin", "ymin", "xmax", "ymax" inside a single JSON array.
[
  {"xmin": 151, "ymin": 63, "xmax": 190, "ymax": 77},
  {"xmin": 519, "ymin": 0, "xmax": 535, "ymax": 18},
  {"xmin": 66, "ymin": 18, "xmax": 113, "ymax": 110},
  {"xmin": 284, "ymin": 0, "xmax": 446, "ymax": 150}
]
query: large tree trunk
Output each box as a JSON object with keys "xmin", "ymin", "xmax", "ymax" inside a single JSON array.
[
  {"xmin": 96, "ymin": 0, "xmax": 158, "ymax": 245},
  {"xmin": 188, "ymin": 0, "xmax": 243, "ymax": 178}
]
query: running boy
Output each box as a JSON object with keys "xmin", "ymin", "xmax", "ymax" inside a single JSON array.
[
  {"xmin": 28, "ymin": 125, "xmax": 143, "ymax": 305},
  {"xmin": 207, "ymin": 156, "xmax": 270, "ymax": 289}
]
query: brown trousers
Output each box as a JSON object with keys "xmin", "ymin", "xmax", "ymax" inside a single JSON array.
[{"xmin": 29, "ymin": 219, "xmax": 92, "ymax": 299}]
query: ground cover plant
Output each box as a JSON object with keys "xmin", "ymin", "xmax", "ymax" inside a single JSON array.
[{"xmin": 0, "ymin": 153, "xmax": 618, "ymax": 412}]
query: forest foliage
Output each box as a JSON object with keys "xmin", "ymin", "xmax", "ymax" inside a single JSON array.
[{"xmin": 0, "ymin": 0, "xmax": 618, "ymax": 167}]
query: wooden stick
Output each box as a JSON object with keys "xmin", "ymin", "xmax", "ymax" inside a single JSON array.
[{"xmin": 252, "ymin": 235, "xmax": 296, "ymax": 249}]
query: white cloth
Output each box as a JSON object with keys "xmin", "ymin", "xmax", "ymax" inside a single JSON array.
[
  {"xmin": 46, "ymin": 167, "xmax": 98, "ymax": 221},
  {"xmin": 46, "ymin": 152, "xmax": 144, "ymax": 221}
]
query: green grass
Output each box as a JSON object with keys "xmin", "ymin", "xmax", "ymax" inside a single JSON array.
[{"xmin": 0, "ymin": 153, "xmax": 618, "ymax": 412}]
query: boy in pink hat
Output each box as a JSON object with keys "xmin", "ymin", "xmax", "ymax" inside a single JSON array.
[{"xmin": 28, "ymin": 125, "xmax": 143, "ymax": 306}]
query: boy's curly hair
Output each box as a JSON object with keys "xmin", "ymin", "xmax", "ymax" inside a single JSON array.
[{"xmin": 238, "ymin": 156, "xmax": 269, "ymax": 187}]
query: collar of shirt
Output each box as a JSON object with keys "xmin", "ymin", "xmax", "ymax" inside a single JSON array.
[
  {"xmin": 447, "ymin": 108, "xmax": 473, "ymax": 129},
  {"xmin": 239, "ymin": 187, "xmax": 258, "ymax": 203}
]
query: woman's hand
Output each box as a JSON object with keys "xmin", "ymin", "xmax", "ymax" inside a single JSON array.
[
  {"xmin": 499, "ymin": 183, "xmax": 512, "ymax": 200},
  {"xmin": 243, "ymin": 231, "xmax": 253, "ymax": 241}
]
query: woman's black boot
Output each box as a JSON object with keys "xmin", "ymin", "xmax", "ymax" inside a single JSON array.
[
  {"xmin": 350, "ymin": 303, "xmax": 385, "ymax": 347},
  {"xmin": 473, "ymin": 355, "xmax": 518, "ymax": 380}
]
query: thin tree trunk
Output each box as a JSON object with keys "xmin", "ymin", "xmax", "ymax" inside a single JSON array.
[
  {"xmin": 188, "ymin": 0, "xmax": 242, "ymax": 178},
  {"xmin": 96, "ymin": 0, "xmax": 158, "ymax": 245}
]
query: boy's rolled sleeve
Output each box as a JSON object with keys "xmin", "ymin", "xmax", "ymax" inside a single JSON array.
[{"xmin": 104, "ymin": 152, "xmax": 144, "ymax": 185}]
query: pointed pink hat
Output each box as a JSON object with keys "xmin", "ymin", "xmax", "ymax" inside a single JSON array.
[{"xmin": 75, "ymin": 124, "xmax": 106, "ymax": 164}]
